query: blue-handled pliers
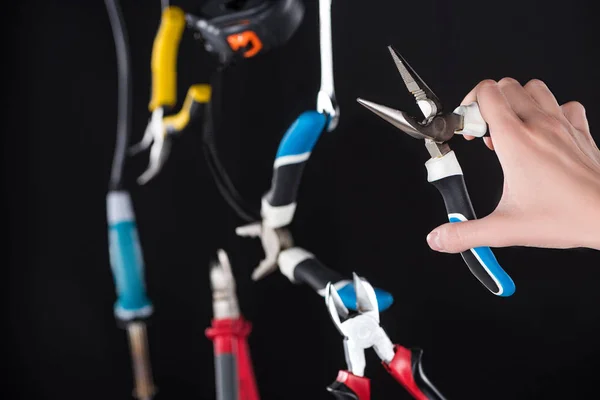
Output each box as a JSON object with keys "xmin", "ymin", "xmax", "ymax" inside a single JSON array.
[
  {"xmin": 235, "ymin": 0, "xmax": 394, "ymax": 311},
  {"xmin": 357, "ymin": 46, "xmax": 516, "ymax": 297}
]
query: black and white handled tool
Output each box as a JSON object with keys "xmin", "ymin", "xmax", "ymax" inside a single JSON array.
[
  {"xmin": 234, "ymin": 0, "xmax": 393, "ymax": 311},
  {"xmin": 357, "ymin": 46, "xmax": 516, "ymax": 297}
]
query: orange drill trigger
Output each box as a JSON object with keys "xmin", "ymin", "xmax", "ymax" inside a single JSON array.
[{"xmin": 227, "ymin": 31, "xmax": 263, "ymax": 58}]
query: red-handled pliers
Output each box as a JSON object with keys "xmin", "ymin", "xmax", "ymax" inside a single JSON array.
[{"xmin": 325, "ymin": 274, "xmax": 446, "ymax": 400}]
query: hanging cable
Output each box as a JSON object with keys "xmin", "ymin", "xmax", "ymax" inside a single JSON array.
[
  {"xmin": 105, "ymin": 0, "xmax": 132, "ymax": 191},
  {"xmin": 202, "ymin": 65, "xmax": 261, "ymax": 222}
]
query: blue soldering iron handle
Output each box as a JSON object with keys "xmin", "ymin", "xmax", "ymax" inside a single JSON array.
[
  {"xmin": 425, "ymin": 151, "xmax": 516, "ymax": 297},
  {"xmin": 107, "ymin": 191, "xmax": 153, "ymax": 321},
  {"xmin": 278, "ymin": 247, "xmax": 394, "ymax": 311},
  {"xmin": 261, "ymin": 111, "xmax": 327, "ymax": 229}
]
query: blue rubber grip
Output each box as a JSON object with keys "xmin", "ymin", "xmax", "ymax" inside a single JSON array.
[
  {"xmin": 337, "ymin": 283, "xmax": 394, "ymax": 312},
  {"xmin": 428, "ymin": 158, "xmax": 516, "ymax": 297},
  {"xmin": 275, "ymin": 111, "xmax": 327, "ymax": 159},
  {"xmin": 448, "ymin": 216, "xmax": 515, "ymax": 297},
  {"xmin": 108, "ymin": 220, "xmax": 153, "ymax": 320},
  {"xmin": 262, "ymin": 111, "xmax": 327, "ymax": 228},
  {"xmin": 289, "ymin": 254, "xmax": 395, "ymax": 312}
]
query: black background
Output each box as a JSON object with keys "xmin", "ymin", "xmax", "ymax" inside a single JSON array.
[{"xmin": 4, "ymin": 0, "xmax": 600, "ymax": 399}]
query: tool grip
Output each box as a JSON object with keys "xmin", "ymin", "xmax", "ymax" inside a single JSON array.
[
  {"xmin": 262, "ymin": 111, "xmax": 327, "ymax": 228},
  {"xmin": 163, "ymin": 84, "xmax": 211, "ymax": 134},
  {"xmin": 214, "ymin": 354, "xmax": 238, "ymax": 400},
  {"xmin": 206, "ymin": 318, "xmax": 259, "ymax": 400},
  {"xmin": 327, "ymin": 371, "xmax": 370, "ymax": 400},
  {"xmin": 328, "ymin": 385, "xmax": 360, "ymax": 400},
  {"xmin": 383, "ymin": 346, "xmax": 446, "ymax": 400},
  {"xmin": 453, "ymin": 102, "xmax": 487, "ymax": 138},
  {"xmin": 278, "ymin": 247, "xmax": 394, "ymax": 311},
  {"xmin": 149, "ymin": 6, "xmax": 185, "ymax": 111},
  {"xmin": 425, "ymin": 151, "xmax": 515, "ymax": 296},
  {"xmin": 107, "ymin": 191, "xmax": 153, "ymax": 321}
]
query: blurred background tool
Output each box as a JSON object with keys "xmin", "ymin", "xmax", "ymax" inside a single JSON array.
[
  {"xmin": 104, "ymin": 0, "xmax": 156, "ymax": 398},
  {"xmin": 325, "ymin": 275, "xmax": 446, "ymax": 400},
  {"xmin": 206, "ymin": 250, "xmax": 259, "ymax": 400}
]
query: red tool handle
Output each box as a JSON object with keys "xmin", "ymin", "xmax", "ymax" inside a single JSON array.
[
  {"xmin": 326, "ymin": 370, "xmax": 370, "ymax": 400},
  {"xmin": 206, "ymin": 318, "xmax": 260, "ymax": 400},
  {"xmin": 383, "ymin": 345, "xmax": 446, "ymax": 400}
]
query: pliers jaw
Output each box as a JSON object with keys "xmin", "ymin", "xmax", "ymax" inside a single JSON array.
[
  {"xmin": 326, "ymin": 274, "xmax": 395, "ymax": 377},
  {"xmin": 138, "ymin": 135, "xmax": 172, "ymax": 185},
  {"xmin": 352, "ymin": 273, "xmax": 379, "ymax": 320},
  {"xmin": 356, "ymin": 46, "xmax": 466, "ymax": 158},
  {"xmin": 209, "ymin": 249, "xmax": 241, "ymax": 319},
  {"xmin": 235, "ymin": 222, "xmax": 294, "ymax": 281},
  {"xmin": 356, "ymin": 99, "xmax": 456, "ymax": 157},
  {"xmin": 356, "ymin": 98, "xmax": 426, "ymax": 140},
  {"xmin": 129, "ymin": 108, "xmax": 172, "ymax": 185},
  {"xmin": 387, "ymin": 46, "xmax": 442, "ymax": 120},
  {"xmin": 210, "ymin": 249, "xmax": 236, "ymax": 294}
]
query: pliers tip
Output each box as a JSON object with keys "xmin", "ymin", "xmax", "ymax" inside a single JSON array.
[{"xmin": 357, "ymin": 97, "xmax": 426, "ymax": 140}]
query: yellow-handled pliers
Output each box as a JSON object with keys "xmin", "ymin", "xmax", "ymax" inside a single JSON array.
[{"xmin": 130, "ymin": 6, "xmax": 211, "ymax": 184}]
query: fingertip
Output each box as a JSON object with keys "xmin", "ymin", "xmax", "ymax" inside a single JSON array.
[
  {"xmin": 475, "ymin": 80, "xmax": 500, "ymax": 101},
  {"xmin": 475, "ymin": 80, "xmax": 522, "ymax": 129},
  {"xmin": 477, "ymin": 80, "xmax": 504, "ymax": 100},
  {"xmin": 426, "ymin": 230, "xmax": 443, "ymax": 252},
  {"xmin": 497, "ymin": 77, "xmax": 521, "ymax": 87},
  {"xmin": 479, "ymin": 79, "xmax": 498, "ymax": 88},
  {"xmin": 461, "ymin": 79, "xmax": 497, "ymax": 106},
  {"xmin": 561, "ymin": 101, "xmax": 586, "ymax": 117},
  {"xmin": 483, "ymin": 136, "xmax": 495, "ymax": 150},
  {"xmin": 463, "ymin": 135, "xmax": 476, "ymax": 141},
  {"xmin": 561, "ymin": 101, "xmax": 589, "ymax": 134},
  {"xmin": 524, "ymin": 78, "xmax": 548, "ymax": 89}
]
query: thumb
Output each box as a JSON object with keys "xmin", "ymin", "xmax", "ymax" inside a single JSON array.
[{"xmin": 426, "ymin": 214, "xmax": 516, "ymax": 253}]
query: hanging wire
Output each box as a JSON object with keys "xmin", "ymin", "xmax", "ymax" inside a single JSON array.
[
  {"xmin": 202, "ymin": 66, "xmax": 261, "ymax": 222},
  {"xmin": 105, "ymin": 0, "xmax": 132, "ymax": 190}
]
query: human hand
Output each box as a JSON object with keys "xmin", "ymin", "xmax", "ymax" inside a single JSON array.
[{"xmin": 426, "ymin": 78, "xmax": 600, "ymax": 252}]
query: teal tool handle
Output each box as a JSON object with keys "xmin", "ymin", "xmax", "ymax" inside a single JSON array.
[{"xmin": 107, "ymin": 191, "xmax": 153, "ymax": 321}]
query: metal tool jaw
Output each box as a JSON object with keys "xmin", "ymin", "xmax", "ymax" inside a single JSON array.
[
  {"xmin": 235, "ymin": 222, "xmax": 294, "ymax": 281},
  {"xmin": 326, "ymin": 274, "xmax": 395, "ymax": 377},
  {"xmin": 356, "ymin": 46, "xmax": 484, "ymax": 159},
  {"xmin": 129, "ymin": 83, "xmax": 212, "ymax": 184},
  {"xmin": 210, "ymin": 249, "xmax": 241, "ymax": 319},
  {"xmin": 129, "ymin": 108, "xmax": 172, "ymax": 185}
]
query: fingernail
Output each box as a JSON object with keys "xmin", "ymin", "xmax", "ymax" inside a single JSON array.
[{"xmin": 426, "ymin": 231, "xmax": 442, "ymax": 251}]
